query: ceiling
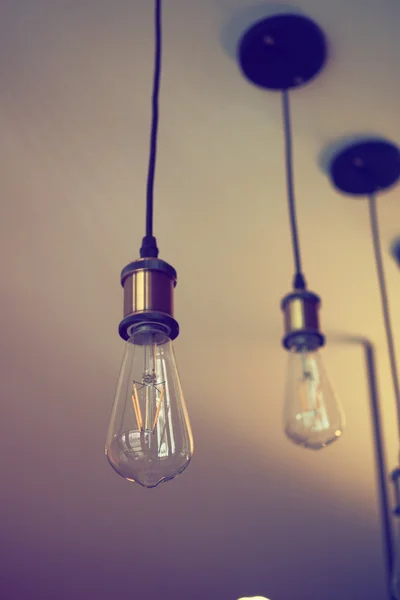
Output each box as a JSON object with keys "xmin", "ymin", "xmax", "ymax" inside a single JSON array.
[{"xmin": 1, "ymin": 1, "xmax": 400, "ymax": 599}]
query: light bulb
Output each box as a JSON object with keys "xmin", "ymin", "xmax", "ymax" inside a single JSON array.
[
  {"xmin": 283, "ymin": 345, "xmax": 344, "ymax": 449},
  {"xmin": 105, "ymin": 325, "xmax": 193, "ymax": 488}
]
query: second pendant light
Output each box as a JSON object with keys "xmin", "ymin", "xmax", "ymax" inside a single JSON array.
[{"xmin": 237, "ymin": 13, "xmax": 345, "ymax": 450}]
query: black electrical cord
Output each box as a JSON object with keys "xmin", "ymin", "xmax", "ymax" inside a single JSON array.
[
  {"xmin": 369, "ymin": 192, "xmax": 400, "ymax": 441},
  {"xmin": 282, "ymin": 89, "xmax": 306, "ymax": 290},
  {"xmin": 368, "ymin": 191, "xmax": 400, "ymax": 599},
  {"xmin": 140, "ymin": 0, "xmax": 162, "ymax": 259}
]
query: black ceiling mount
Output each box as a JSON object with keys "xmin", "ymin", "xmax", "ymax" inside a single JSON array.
[
  {"xmin": 329, "ymin": 140, "xmax": 400, "ymax": 196},
  {"xmin": 237, "ymin": 13, "xmax": 327, "ymax": 91}
]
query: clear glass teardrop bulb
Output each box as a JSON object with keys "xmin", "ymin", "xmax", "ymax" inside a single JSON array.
[
  {"xmin": 105, "ymin": 326, "xmax": 193, "ymax": 488},
  {"xmin": 283, "ymin": 345, "xmax": 344, "ymax": 450}
]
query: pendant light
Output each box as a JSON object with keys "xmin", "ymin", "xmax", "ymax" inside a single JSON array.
[
  {"xmin": 237, "ymin": 13, "xmax": 344, "ymax": 450},
  {"xmin": 327, "ymin": 137, "xmax": 400, "ymax": 598},
  {"xmin": 105, "ymin": 0, "xmax": 194, "ymax": 488}
]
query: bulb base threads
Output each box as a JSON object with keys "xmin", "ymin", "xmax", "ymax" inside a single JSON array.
[
  {"xmin": 281, "ymin": 290, "xmax": 325, "ymax": 351},
  {"xmin": 118, "ymin": 258, "xmax": 179, "ymax": 341}
]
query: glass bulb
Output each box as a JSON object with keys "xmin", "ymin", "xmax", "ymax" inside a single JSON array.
[
  {"xmin": 283, "ymin": 344, "xmax": 344, "ymax": 450},
  {"xmin": 105, "ymin": 325, "xmax": 193, "ymax": 488}
]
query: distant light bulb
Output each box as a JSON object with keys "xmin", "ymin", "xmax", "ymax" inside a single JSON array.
[
  {"xmin": 283, "ymin": 345, "xmax": 344, "ymax": 450},
  {"xmin": 105, "ymin": 325, "xmax": 193, "ymax": 488},
  {"xmin": 237, "ymin": 597, "xmax": 271, "ymax": 599}
]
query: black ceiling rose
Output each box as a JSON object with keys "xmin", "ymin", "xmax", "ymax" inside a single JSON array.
[
  {"xmin": 329, "ymin": 140, "xmax": 400, "ymax": 196},
  {"xmin": 238, "ymin": 13, "xmax": 327, "ymax": 91}
]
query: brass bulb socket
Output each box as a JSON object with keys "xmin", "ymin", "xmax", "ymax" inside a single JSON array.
[
  {"xmin": 118, "ymin": 258, "xmax": 179, "ymax": 341},
  {"xmin": 281, "ymin": 290, "xmax": 325, "ymax": 351}
]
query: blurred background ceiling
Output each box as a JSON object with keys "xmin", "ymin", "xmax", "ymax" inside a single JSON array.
[{"xmin": 1, "ymin": 1, "xmax": 400, "ymax": 599}]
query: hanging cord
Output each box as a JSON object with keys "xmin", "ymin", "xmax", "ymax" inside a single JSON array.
[
  {"xmin": 368, "ymin": 192, "xmax": 400, "ymax": 597},
  {"xmin": 140, "ymin": 0, "xmax": 162, "ymax": 258},
  {"xmin": 364, "ymin": 341, "xmax": 394, "ymax": 599},
  {"xmin": 282, "ymin": 90, "xmax": 306, "ymax": 290},
  {"xmin": 368, "ymin": 192, "xmax": 400, "ymax": 441}
]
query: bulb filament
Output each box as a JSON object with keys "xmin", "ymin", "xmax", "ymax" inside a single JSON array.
[
  {"xmin": 132, "ymin": 382, "xmax": 143, "ymax": 432},
  {"xmin": 131, "ymin": 378, "xmax": 166, "ymax": 434},
  {"xmin": 298, "ymin": 360, "xmax": 329, "ymax": 432},
  {"xmin": 152, "ymin": 384, "xmax": 165, "ymax": 432}
]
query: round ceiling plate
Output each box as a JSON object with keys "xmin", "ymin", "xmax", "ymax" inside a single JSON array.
[
  {"xmin": 329, "ymin": 140, "xmax": 400, "ymax": 196},
  {"xmin": 237, "ymin": 14, "xmax": 327, "ymax": 91}
]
